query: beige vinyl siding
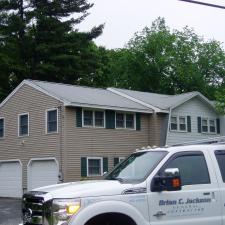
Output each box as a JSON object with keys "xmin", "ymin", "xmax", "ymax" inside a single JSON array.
[
  {"xmin": 0, "ymin": 84, "xmax": 65, "ymax": 190},
  {"xmin": 64, "ymin": 108, "xmax": 151, "ymax": 181}
]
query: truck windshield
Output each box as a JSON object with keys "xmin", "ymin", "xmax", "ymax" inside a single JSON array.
[{"xmin": 105, "ymin": 151, "xmax": 167, "ymax": 183}]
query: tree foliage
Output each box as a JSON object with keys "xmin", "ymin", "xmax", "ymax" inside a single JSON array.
[
  {"xmin": 104, "ymin": 18, "xmax": 225, "ymax": 101},
  {"xmin": 0, "ymin": 0, "xmax": 104, "ymax": 100}
]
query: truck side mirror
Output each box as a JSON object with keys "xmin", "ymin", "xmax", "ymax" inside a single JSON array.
[{"xmin": 151, "ymin": 168, "xmax": 182, "ymax": 192}]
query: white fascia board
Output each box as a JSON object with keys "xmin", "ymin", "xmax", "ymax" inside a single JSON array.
[
  {"xmin": 64, "ymin": 102, "xmax": 153, "ymax": 114},
  {"xmin": 170, "ymin": 92, "xmax": 216, "ymax": 112},
  {"xmin": 107, "ymin": 88, "xmax": 167, "ymax": 113},
  {"xmin": 0, "ymin": 80, "xmax": 68, "ymax": 109}
]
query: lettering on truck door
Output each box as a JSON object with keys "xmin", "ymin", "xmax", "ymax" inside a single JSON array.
[{"xmin": 147, "ymin": 151, "xmax": 222, "ymax": 225}]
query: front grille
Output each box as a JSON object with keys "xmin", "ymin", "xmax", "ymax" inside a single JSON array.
[{"xmin": 22, "ymin": 192, "xmax": 45, "ymax": 225}]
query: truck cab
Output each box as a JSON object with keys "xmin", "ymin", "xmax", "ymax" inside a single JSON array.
[{"xmin": 22, "ymin": 143, "xmax": 225, "ymax": 225}]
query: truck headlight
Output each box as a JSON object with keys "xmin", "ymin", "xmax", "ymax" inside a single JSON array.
[{"xmin": 52, "ymin": 199, "xmax": 81, "ymax": 225}]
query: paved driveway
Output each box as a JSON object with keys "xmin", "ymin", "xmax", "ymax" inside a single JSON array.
[{"xmin": 0, "ymin": 198, "xmax": 22, "ymax": 225}]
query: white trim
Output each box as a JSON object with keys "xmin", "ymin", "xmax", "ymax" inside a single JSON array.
[
  {"xmin": 82, "ymin": 109, "xmax": 105, "ymax": 128},
  {"xmin": 115, "ymin": 112, "xmax": 136, "ymax": 130},
  {"xmin": 0, "ymin": 159, "xmax": 22, "ymax": 166},
  {"xmin": 119, "ymin": 157, "xmax": 125, "ymax": 162},
  {"xmin": 165, "ymin": 108, "xmax": 172, "ymax": 145},
  {"xmin": 18, "ymin": 113, "xmax": 29, "ymax": 137},
  {"xmin": 87, "ymin": 157, "xmax": 103, "ymax": 177},
  {"xmin": 27, "ymin": 157, "xmax": 59, "ymax": 191},
  {"xmin": 45, "ymin": 108, "xmax": 59, "ymax": 134},
  {"xmin": 0, "ymin": 117, "xmax": 5, "ymax": 139},
  {"xmin": 108, "ymin": 88, "xmax": 162, "ymax": 113},
  {"xmin": 0, "ymin": 80, "xmax": 67, "ymax": 109}
]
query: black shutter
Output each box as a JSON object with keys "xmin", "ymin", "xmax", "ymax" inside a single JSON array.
[
  {"xmin": 103, "ymin": 158, "xmax": 108, "ymax": 173},
  {"xmin": 114, "ymin": 158, "xmax": 119, "ymax": 167},
  {"xmin": 136, "ymin": 113, "xmax": 141, "ymax": 131},
  {"xmin": 187, "ymin": 116, "xmax": 191, "ymax": 132},
  {"xmin": 106, "ymin": 110, "xmax": 115, "ymax": 129},
  {"xmin": 76, "ymin": 107, "xmax": 82, "ymax": 127},
  {"xmin": 217, "ymin": 118, "xmax": 221, "ymax": 134},
  {"xmin": 81, "ymin": 157, "xmax": 87, "ymax": 177},
  {"xmin": 197, "ymin": 117, "xmax": 202, "ymax": 133}
]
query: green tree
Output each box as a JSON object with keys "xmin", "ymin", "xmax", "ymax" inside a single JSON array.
[
  {"xmin": 106, "ymin": 18, "xmax": 225, "ymax": 100},
  {"xmin": 0, "ymin": 0, "xmax": 104, "ymax": 100}
]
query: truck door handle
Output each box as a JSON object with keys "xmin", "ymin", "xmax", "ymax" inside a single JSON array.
[
  {"xmin": 153, "ymin": 211, "xmax": 166, "ymax": 217},
  {"xmin": 203, "ymin": 192, "xmax": 210, "ymax": 196}
]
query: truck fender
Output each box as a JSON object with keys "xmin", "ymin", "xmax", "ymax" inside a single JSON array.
[{"xmin": 69, "ymin": 200, "xmax": 149, "ymax": 225}]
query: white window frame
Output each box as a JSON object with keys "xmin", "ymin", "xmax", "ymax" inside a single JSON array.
[
  {"xmin": 82, "ymin": 109, "xmax": 105, "ymax": 128},
  {"xmin": 119, "ymin": 157, "xmax": 125, "ymax": 162},
  {"xmin": 115, "ymin": 112, "xmax": 136, "ymax": 130},
  {"xmin": 18, "ymin": 113, "xmax": 29, "ymax": 137},
  {"xmin": 87, "ymin": 157, "xmax": 103, "ymax": 177},
  {"xmin": 201, "ymin": 118, "xmax": 217, "ymax": 134},
  {"xmin": 0, "ymin": 117, "xmax": 5, "ymax": 139},
  {"xmin": 46, "ymin": 108, "xmax": 59, "ymax": 134},
  {"xmin": 170, "ymin": 115, "xmax": 187, "ymax": 132}
]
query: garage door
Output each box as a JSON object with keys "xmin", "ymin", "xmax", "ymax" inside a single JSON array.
[
  {"xmin": 0, "ymin": 161, "xmax": 22, "ymax": 198},
  {"xmin": 28, "ymin": 159, "xmax": 58, "ymax": 191}
]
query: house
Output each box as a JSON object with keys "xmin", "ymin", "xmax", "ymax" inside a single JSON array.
[
  {"xmin": 0, "ymin": 80, "xmax": 223, "ymax": 198},
  {"xmin": 109, "ymin": 88, "xmax": 223, "ymax": 145}
]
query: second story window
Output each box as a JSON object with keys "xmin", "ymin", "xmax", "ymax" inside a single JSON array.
[
  {"xmin": 18, "ymin": 113, "xmax": 29, "ymax": 136},
  {"xmin": 47, "ymin": 109, "xmax": 58, "ymax": 133},
  {"xmin": 0, "ymin": 118, "xmax": 4, "ymax": 138},
  {"xmin": 83, "ymin": 109, "xmax": 105, "ymax": 128},
  {"xmin": 116, "ymin": 112, "xmax": 135, "ymax": 129}
]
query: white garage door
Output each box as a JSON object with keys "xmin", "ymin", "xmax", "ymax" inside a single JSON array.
[
  {"xmin": 28, "ymin": 159, "xmax": 58, "ymax": 191},
  {"xmin": 0, "ymin": 161, "xmax": 22, "ymax": 198}
]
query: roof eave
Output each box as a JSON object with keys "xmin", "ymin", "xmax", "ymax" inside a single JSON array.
[{"xmin": 64, "ymin": 102, "xmax": 153, "ymax": 114}]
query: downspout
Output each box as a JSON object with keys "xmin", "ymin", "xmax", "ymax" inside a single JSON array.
[{"xmin": 165, "ymin": 107, "xmax": 172, "ymax": 146}]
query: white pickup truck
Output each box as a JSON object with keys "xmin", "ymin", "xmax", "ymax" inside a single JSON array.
[{"xmin": 22, "ymin": 143, "xmax": 225, "ymax": 225}]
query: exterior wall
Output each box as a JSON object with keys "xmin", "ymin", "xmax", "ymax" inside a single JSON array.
[
  {"xmin": 0, "ymin": 84, "xmax": 65, "ymax": 190},
  {"xmin": 64, "ymin": 108, "xmax": 151, "ymax": 182},
  {"xmin": 220, "ymin": 115, "xmax": 225, "ymax": 136},
  {"xmin": 167, "ymin": 97, "xmax": 221, "ymax": 145}
]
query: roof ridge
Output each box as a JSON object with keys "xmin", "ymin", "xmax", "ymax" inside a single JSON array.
[{"xmin": 26, "ymin": 79, "xmax": 109, "ymax": 91}]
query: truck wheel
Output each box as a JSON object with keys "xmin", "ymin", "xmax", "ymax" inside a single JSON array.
[{"xmin": 85, "ymin": 213, "xmax": 136, "ymax": 225}]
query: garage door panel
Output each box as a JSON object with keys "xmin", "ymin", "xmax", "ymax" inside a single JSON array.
[
  {"xmin": 28, "ymin": 160, "xmax": 58, "ymax": 191},
  {"xmin": 0, "ymin": 162, "xmax": 22, "ymax": 198}
]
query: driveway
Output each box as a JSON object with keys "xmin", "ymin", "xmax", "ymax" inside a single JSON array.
[{"xmin": 0, "ymin": 198, "xmax": 22, "ymax": 225}]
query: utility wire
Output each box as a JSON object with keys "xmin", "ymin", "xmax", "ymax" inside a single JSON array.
[{"xmin": 178, "ymin": 0, "xmax": 225, "ymax": 9}]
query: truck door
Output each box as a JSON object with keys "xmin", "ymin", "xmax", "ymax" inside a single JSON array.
[
  {"xmin": 148, "ymin": 151, "xmax": 222, "ymax": 225},
  {"xmin": 212, "ymin": 150, "xmax": 225, "ymax": 225}
]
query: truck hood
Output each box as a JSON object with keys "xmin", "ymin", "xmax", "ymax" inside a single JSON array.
[{"xmin": 33, "ymin": 180, "xmax": 145, "ymax": 199}]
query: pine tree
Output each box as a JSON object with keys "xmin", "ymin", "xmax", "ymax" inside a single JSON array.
[{"xmin": 0, "ymin": 0, "xmax": 104, "ymax": 100}]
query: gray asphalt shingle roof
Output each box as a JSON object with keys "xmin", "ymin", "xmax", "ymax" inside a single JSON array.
[
  {"xmin": 109, "ymin": 88, "xmax": 212, "ymax": 110},
  {"xmin": 29, "ymin": 80, "xmax": 152, "ymax": 113}
]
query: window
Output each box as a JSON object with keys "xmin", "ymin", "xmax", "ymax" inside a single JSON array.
[
  {"xmin": 95, "ymin": 111, "xmax": 104, "ymax": 127},
  {"xmin": 164, "ymin": 153, "xmax": 210, "ymax": 186},
  {"xmin": 170, "ymin": 116, "xmax": 178, "ymax": 130},
  {"xmin": 116, "ymin": 113, "xmax": 135, "ymax": 129},
  {"xmin": 46, "ymin": 109, "xmax": 58, "ymax": 133},
  {"xmin": 170, "ymin": 116, "xmax": 187, "ymax": 132},
  {"xmin": 83, "ymin": 110, "xmax": 93, "ymax": 126},
  {"xmin": 201, "ymin": 118, "xmax": 216, "ymax": 134},
  {"xmin": 83, "ymin": 109, "xmax": 105, "ymax": 128},
  {"xmin": 116, "ymin": 113, "xmax": 125, "ymax": 128},
  {"xmin": 0, "ymin": 118, "xmax": 4, "ymax": 138},
  {"xmin": 87, "ymin": 158, "xmax": 103, "ymax": 176},
  {"xmin": 215, "ymin": 151, "xmax": 225, "ymax": 182},
  {"xmin": 202, "ymin": 118, "xmax": 208, "ymax": 133},
  {"xmin": 18, "ymin": 113, "xmax": 29, "ymax": 136},
  {"xmin": 209, "ymin": 119, "xmax": 216, "ymax": 133}
]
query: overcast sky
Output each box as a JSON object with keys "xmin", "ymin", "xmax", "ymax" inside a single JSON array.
[{"xmin": 78, "ymin": 0, "xmax": 225, "ymax": 49}]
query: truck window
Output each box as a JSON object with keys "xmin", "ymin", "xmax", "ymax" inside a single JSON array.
[
  {"xmin": 215, "ymin": 151, "xmax": 225, "ymax": 182},
  {"xmin": 164, "ymin": 153, "xmax": 210, "ymax": 186}
]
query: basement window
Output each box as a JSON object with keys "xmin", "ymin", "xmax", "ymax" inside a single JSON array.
[{"xmin": 87, "ymin": 157, "xmax": 103, "ymax": 176}]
